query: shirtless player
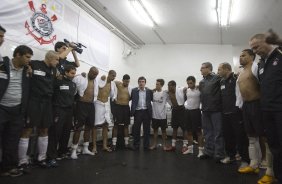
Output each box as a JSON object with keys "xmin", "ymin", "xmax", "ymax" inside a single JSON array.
[
  {"xmin": 237, "ymin": 49, "xmax": 275, "ymax": 184},
  {"xmin": 111, "ymin": 74, "xmax": 131, "ymax": 150},
  {"xmin": 92, "ymin": 70, "xmax": 116, "ymax": 153},
  {"xmin": 71, "ymin": 67, "xmax": 99, "ymax": 159}
]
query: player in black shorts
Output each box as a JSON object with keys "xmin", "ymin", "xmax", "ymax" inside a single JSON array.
[
  {"xmin": 18, "ymin": 51, "xmax": 59, "ymax": 169},
  {"xmin": 111, "ymin": 74, "xmax": 131, "ymax": 150}
]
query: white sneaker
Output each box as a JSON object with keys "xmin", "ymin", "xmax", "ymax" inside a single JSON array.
[
  {"xmin": 220, "ymin": 157, "xmax": 231, "ymax": 164},
  {"xmin": 82, "ymin": 148, "xmax": 94, "ymax": 155},
  {"xmin": 183, "ymin": 145, "xmax": 193, "ymax": 155},
  {"xmin": 197, "ymin": 147, "xmax": 204, "ymax": 158},
  {"xmin": 71, "ymin": 150, "xmax": 78, "ymax": 159},
  {"xmin": 235, "ymin": 153, "xmax": 241, "ymax": 161},
  {"xmin": 220, "ymin": 156, "xmax": 235, "ymax": 164}
]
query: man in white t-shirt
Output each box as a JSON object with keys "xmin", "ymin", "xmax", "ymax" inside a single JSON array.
[
  {"xmin": 183, "ymin": 76, "xmax": 204, "ymax": 156},
  {"xmin": 150, "ymin": 79, "xmax": 169, "ymax": 150}
]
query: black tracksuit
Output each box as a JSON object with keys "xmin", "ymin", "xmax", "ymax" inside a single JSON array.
[
  {"xmin": 220, "ymin": 73, "xmax": 249, "ymax": 162},
  {"xmin": 47, "ymin": 76, "xmax": 76, "ymax": 159}
]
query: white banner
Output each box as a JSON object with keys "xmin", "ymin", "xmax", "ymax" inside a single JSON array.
[{"xmin": 0, "ymin": 0, "xmax": 110, "ymax": 71}]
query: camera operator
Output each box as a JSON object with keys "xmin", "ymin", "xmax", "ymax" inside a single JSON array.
[{"xmin": 54, "ymin": 41, "xmax": 80, "ymax": 75}]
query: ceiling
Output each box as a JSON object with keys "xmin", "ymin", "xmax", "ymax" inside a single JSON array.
[{"xmin": 84, "ymin": 0, "xmax": 282, "ymax": 46}]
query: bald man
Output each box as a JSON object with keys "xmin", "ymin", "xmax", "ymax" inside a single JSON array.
[
  {"xmin": 18, "ymin": 51, "xmax": 59, "ymax": 168},
  {"xmin": 70, "ymin": 67, "xmax": 99, "ymax": 159}
]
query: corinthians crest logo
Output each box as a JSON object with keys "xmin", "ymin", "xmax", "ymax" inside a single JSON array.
[{"xmin": 25, "ymin": 0, "xmax": 57, "ymax": 45}]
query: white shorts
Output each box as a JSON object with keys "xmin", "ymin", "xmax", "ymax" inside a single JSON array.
[{"xmin": 94, "ymin": 100, "xmax": 112, "ymax": 126}]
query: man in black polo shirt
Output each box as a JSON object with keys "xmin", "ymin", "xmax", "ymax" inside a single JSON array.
[
  {"xmin": 47, "ymin": 65, "xmax": 77, "ymax": 164},
  {"xmin": 54, "ymin": 41, "xmax": 80, "ymax": 75},
  {"xmin": 18, "ymin": 51, "xmax": 59, "ymax": 168},
  {"xmin": 0, "ymin": 45, "xmax": 33, "ymax": 177}
]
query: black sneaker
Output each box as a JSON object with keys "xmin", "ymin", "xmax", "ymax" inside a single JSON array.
[
  {"xmin": 37, "ymin": 160, "xmax": 49, "ymax": 168},
  {"xmin": 199, "ymin": 154, "xmax": 212, "ymax": 160},
  {"xmin": 56, "ymin": 154, "xmax": 68, "ymax": 161},
  {"xmin": 18, "ymin": 163, "xmax": 31, "ymax": 174}
]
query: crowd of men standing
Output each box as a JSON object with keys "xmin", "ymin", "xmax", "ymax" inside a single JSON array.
[{"xmin": 0, "ymin": 24, "xmax": 281, "ymax": 184}]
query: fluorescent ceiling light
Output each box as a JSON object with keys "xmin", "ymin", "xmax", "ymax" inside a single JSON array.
[
  {"xmin": 217, "ymin": 0, "xmax": 233, "ymax": 27},
  {"xmin": 129, "ymin": 0, "xmax": 156, "ymax": 27}
]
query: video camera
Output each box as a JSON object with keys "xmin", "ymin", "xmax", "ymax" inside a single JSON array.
[{"xmin": 63, "ymin": 39, "xmax": 86, "ymax": 54}]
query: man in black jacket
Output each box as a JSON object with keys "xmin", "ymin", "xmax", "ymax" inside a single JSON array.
[
  {"xmin": 47, "ymin": 65, "xmax": 77, "ymax": 165},
  {"xmin": 250, "ymin": 32, "xmax": 282, "ymax": 184},
  {"xmin": 217, "ymin": 62, "xmax": 249, "ymax": 167},
  {"xmin": 18, "ymin": 51, "xmax": 59, "ymax": 169},
  {"xmin": 198, "ymin": 62, "xmax": 224, "ymax": 162},
  {"xmin": 0, "ymin": 45, "xmax": 33, "ymax": 177},
  {"xmin": 130, "ymin": 76, "xmax": 153, "ymax": 150}
]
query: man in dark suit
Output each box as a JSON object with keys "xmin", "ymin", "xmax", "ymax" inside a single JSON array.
[{"xmin": 131, "ymin": 76, "xmax": 153, "ymax": 150}]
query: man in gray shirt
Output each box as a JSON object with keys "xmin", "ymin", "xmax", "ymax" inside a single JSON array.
[{"xmin": 0, "ymin": 44, "xmax": 33, "ymax": 177}]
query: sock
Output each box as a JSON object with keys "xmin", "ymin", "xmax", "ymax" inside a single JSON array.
[
  {"xmin": 124, "ymin": 137, "xmax": 129, "ymax": 145},
  {"xmin": 172, "ymin": 139, "xmax": 176, "ymax": 147},
  {"xmin": 265, "ymin": 143, "xmax": 274, "ymax": 176},
  {"xmin": 248, "ymin": 137, "xmax": 260, "ymax": 168},
  {"xmin": 183, "ymin": 140, "xmax": 188, "ymax": 147},
  {"xmin": 83, "ymin": 142, "xmax": 90, "ymax": 150},
  {"xmin": 112, "ymin": 137, "xmax": 117, "ymax": 145},
  {"xmin": 72, "ymin": 144, "xmax": 78, "ymax": 150},
  {"xmin": 37, "ymin": 136, "xmax": 48, "ymax": 161},
  {"xmin": 18, "ymin": 138, "xmax": 30, "ymax": 165}
]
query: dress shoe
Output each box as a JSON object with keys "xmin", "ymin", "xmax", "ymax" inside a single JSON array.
[
  {"xmin": 164, "ymin": 145, "xmax": 176, "ymax": 152},
  {"xmin": 129, "ymin": 146, "xmax": 139, "ymax": 151},
  {"xmin": 199, "ymin": 154, "xmax": 212, "ymax": 160}
]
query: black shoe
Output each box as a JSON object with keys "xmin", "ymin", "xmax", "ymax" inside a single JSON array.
[
  {"xmin": 56, "ymin": 154, "xmax": 68, "ymax": 161},
  {"xmin": 143, "ymin": 147, "xmax": 150, "ymax": 151},
  {"xmin": 111, "ymin": 145, "xmax": 117, "ymax": 151},
  {"xmin": 199, "ymin": 154, "xmax": 212, "ymax": 160},
  {"xmin": 215, "ymin": 157, "xmax": 226, "ymax": 164},
  {"xmin": 37, "ymin": 160, "xmax": 49, "ymax": 168},
  {"xmin": 129, "ymin": 146, "xmax": 139, "ymax": 151},
  {"xmin": 124, "ymin": 144, "xmax": 130, "ymax": 150},
  {"xmin": 215, "ymin": 157, "xmax": 222, "ymax": 163},
  {"xmin": 18, "ymin": 163, "xmax": 31, "ymax": 174}
]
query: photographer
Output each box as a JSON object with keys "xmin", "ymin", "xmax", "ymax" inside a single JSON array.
[{"xmin": 54, "ymin": 41, "xmax": 80, "ymax": 75}]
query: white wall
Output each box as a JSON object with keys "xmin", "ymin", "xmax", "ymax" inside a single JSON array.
[{"xmin": 109, "ymin": 43, "xmax": 233, "ymax": 89}]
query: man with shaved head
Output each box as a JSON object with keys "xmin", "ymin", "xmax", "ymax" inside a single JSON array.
[
  {"xmin": 70, "ymin": 66, "xmax": 99, "ymax": 159},
  {"xmin": 18, "ymin": 50, "xmax": 59, "ymax": 169}
]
